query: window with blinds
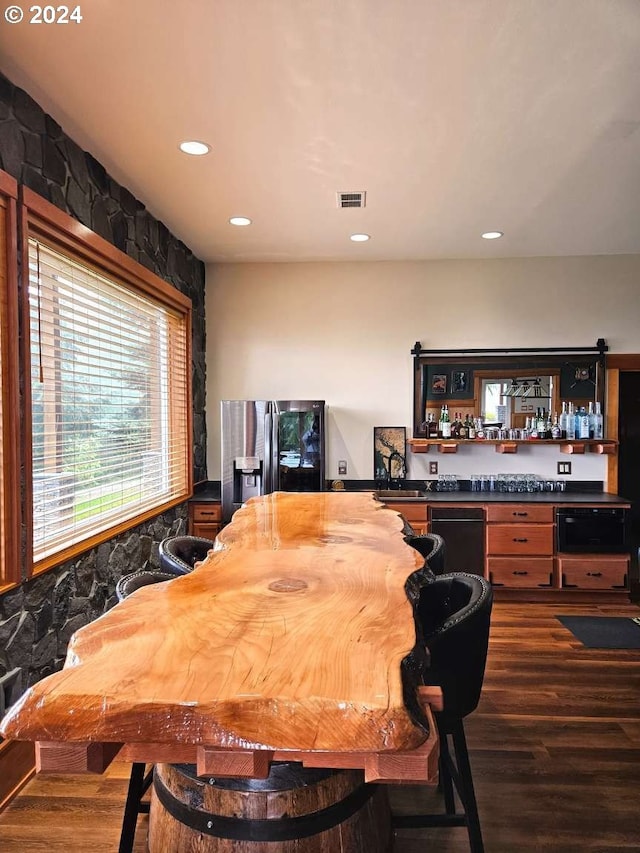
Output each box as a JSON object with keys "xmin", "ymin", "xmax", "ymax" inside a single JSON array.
[{"xmin": 27, "ymin": 237, "xmax": 191, "ymax": 567}]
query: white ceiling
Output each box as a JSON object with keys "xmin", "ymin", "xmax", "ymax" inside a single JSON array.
[{"xmin": 1, "ymin": 1, "xmax": 640, "ymax": 263}]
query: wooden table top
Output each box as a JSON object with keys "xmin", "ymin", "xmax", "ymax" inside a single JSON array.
[{"xmin": 1, "ymin": 492, "xmax": 438, "ymax": 780}]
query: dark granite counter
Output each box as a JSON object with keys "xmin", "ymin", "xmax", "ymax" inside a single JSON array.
[
  {"xmin": 190, "ymin": 481, "xmax": 221, "ymax": 501},
  {"xmin": 189, "ymin": 480, "xmax": 630, "ymax": 506},
  {"xmin": 385, "ymin": 491, "xmax": 630, "ymax": 505}
]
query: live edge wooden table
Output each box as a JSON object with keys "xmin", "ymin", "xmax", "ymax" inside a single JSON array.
[{"xmin": 1, "ymin": 492, "xmax": 441, "ymax": 852}]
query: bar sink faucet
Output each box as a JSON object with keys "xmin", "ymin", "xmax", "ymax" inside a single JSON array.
[{"xmin": 386, "ymin": 451, "xmax": 407, "ymax": 489}]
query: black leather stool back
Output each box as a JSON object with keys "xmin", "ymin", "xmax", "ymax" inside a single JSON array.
[
  {"xmin": 418, "ymin": 572, "xmax": 492, "ymax": 723},
  {"xmin": 393, "ymin": 572, "xmax": 493, "ymax": 853},
  {"xmin": 405, "ymin": 532, "xmax": 446, "ymax": 576},
  {"xmin": 158, "ymin": 535, "xmax": 214, "ymax": 576},
  {"xmin": 115, "ymin": 570, "xmax": 180, "ymax": 602}
]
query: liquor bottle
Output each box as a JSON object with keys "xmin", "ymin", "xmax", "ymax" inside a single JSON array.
[
  {"xmin": 559, "ymin": 401, "xmax": 568, "ymax": 439},
  {"xmin": 593, "ymin": 402, "xmax": 604, "ymax": 439},
  {"xmin": 428, "ymin": 413, "xmax": 438, "ymax": 438},
  {"xmin": 467, "ymin": 415, "xmax": 476, "ymax": 440},
  {"xmin": 536, "ymin": 407, "xmax": 546, "ymax": 439},
  {"xmin": 578, "ymin": 406, "xmax": 590, "ymax": 439},
  {"xmin": 566, "ymin": 403, "xmax": 576, "ymax": 439},
  {"xmin": 588, "ymin": 402, "xmax": 595, "ymax": 439},
  {"xmin": 458, "ymin": 414, "xmax": 467, "ymax": 440},
  {"xmin": 550, "ymin": 413, "xmax": 562, "ymax": 439},
  {"xmin": 451, "ymin": 412, "xmax": 459, "ymax": 439},
  {"xmin": 441, "ymin": 405, "xmax": 451, "ymax": 438}
]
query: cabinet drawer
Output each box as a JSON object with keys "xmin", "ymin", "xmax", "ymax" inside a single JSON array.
[
  {"xmin": 488, "ymin": 557, "xmax": 554, "ymax": 588},
  {"xmin": 559, "ymin": 556, "xmax": 629, "ymax": 589},
  {"xmin": 191, "ymin": 522, "xmax": 221, "ymax": 540},
  {"xmin": 191, "ymin": 503, "xmax": 222, "ymax": 522},
  {"xmin": 385, "ymin": 502, "xmax": 427, "ymax": 523},
  {"xmin": 487, "ymin": 524, "xmax": 554, "ymax": 555},
  {"xmin": 485, "ymin": 504, "xmax": 554, "ymax": 523}
]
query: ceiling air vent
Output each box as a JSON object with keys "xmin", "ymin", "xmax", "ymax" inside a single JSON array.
[{"xmin": 337, "ymin": 191, "xmax": 366, "ymax": 209}]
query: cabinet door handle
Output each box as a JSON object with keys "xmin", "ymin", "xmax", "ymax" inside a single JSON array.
[
  {"xmin": 513, "ymin": 537, "xmax": 528, "ymax": 543},
  {"xmin": 586, "ymin": 571, "xmax": 603, "ymax": 577},
  {"xmin": 513, "ymin": 512, "xmax": 528, "ymax": 517},
  {"xmin": 512, "ymin": 570, "xmax": 528, "ymax": 576}
]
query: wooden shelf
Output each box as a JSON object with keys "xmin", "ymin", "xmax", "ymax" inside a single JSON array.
[{"xmin": 408, "ymin": 438, "xmax": 617, "ymax": 455}]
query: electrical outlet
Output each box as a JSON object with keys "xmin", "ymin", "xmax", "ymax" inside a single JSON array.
[
  {"xmin": 557, "ymin": 461, "xmax": 572, "ymax": 475},
  {"xmin": 338, "ymin": 460, "xmax": 347, "ymax": 476},
  {"xmin": 429, "ymin": 461, "xmax": 438, "ymax": 475}
]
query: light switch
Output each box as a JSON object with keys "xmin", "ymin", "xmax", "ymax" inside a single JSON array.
[{"xmin": 338, "ymin": 460, "xmax": 347, "ymax": 476}]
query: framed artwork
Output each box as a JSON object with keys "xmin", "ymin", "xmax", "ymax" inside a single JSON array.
[
  {"xmin": 432, "ymin": 373, "xmax": 447, "ymax": 394},
  {"xmin": 373, "ymin": 426, "xmax": 406, "ymax": 480},
  {"xmin": 451, "ymin": 370, "xmax": 468, "ymax": 393}
]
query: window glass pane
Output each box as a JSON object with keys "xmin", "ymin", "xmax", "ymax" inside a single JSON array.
[{"xmin": 28, "ymin": 239, "xmax": 189, "ymax": 563}]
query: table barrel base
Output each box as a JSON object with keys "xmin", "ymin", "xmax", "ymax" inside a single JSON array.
[{"xmin": 148, "ymin": 761, "xmax": 392, "ymax": 852}]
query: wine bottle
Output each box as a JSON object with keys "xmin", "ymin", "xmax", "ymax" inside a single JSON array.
[
  {"xmin": 441, "ymin": 405, "xmax": 451, "ymax": 439},
  {"xmin": 458, "ymin": 413, "xmax": 467, "ymax": 440},
  {"xmin": 467, "ymin": 415, "xmax": 476, "ymax": 440},
  {"xmin": 450, "ymin": 411, "xmax": 459, "ymax": 439}
]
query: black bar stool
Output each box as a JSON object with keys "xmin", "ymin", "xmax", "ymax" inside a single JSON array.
[{"xmin": 392, "ymin": 571, "xmax": 493, "ymax": 853}]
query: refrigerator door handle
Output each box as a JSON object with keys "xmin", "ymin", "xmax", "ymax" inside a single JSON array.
[
  {"xmin": 270, "ymin": 409, "xmax": 280, "ymax": 493},
  {"xmin": 264, "ymin": 410, "xmax": 274, "ymax": 493}
]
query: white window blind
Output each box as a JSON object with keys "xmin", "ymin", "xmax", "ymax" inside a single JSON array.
[{"xmin": 29, "ymin": 239, "xmax": 190, "ymax": 564}]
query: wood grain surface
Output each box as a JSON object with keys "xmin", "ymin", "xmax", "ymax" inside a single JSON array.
[{"xmin": 0, "ymin": 492, "xmax": 426, "ymax": 755}]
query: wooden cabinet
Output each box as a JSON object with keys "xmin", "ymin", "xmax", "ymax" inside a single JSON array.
[
  {"xmin": 486, "ymin": 503, "xmax": 555, "ymax": 590},
  {"xmin": 486, "ymin": 524, "xmax": 554, "ymax": 556},
  {"xmin": 383, "ymin": 501, "xmax": 428, "ymax": 535},
  {"xmin": 558, "ymin": 554, "xmax": 629, "ymax": 590},
  {"xmin": 372, "ymin": 493, "xmax": 630, "ymax": 600},
  {"xmin": 485, "ymin": 501, "xmax": 629, "ymax": 598},
  {"xmin": 486, "ymin": 557, "xmax": 554, "ymax": 588},
  {"xmin": 189, "ymin": 501, "xmax": 222, "ymax": 540},
  {"xmin": 485, "ymin": 504, "xmax": 554, "ymax": 524}
]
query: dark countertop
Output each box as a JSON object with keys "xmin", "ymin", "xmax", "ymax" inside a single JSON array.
[
  {"xmin": 190, "ymin": 480, "xmax": 630, "ymax": 505},
  {"xmin": 190, "ymin": 481, "xmax": 221, "ymax": 501},
  {"xmin": 385, "ymin": 491, "xmax": 630, "ymax": 505}
]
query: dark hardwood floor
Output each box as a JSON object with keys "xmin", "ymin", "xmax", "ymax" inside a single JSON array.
[{"xmin": 1, "ymin": 600, "xmax": 640, "ymax": 852}]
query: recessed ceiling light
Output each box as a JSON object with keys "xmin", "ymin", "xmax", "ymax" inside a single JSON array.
[
  {"xmin": 229, "ymin": 216, "xmax": 252, "ymax": 227},
  {"xmin": 179, "ymin": 140, "xmax": 210, "ymax": 156},
  {"xmin": 350, "ymin": 233, "xmax": 370, "ymax": 242},
  {"xmin": 481, "ymin": 231, "xmax": 504, "ymax": 240}
]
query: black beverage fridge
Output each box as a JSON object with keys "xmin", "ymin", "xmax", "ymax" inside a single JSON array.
[{"xmin": 221, "ymin": 400, "xmax": 326, "ymax": 522}]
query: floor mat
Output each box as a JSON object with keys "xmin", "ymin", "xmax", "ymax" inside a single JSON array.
[{"xmin": 557, "ymin": 615, "xmax": 640, "ymax": 649}]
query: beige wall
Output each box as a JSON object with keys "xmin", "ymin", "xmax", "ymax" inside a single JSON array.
[{"xmin": 205, "ymin": 255, "xmax": 640, "ymax": 481}]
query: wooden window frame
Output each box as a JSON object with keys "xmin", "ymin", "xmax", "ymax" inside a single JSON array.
[
  {"xmin": 0, "ymin": 171, "xmax": 20, "ymax": 591},
  {"xmin": 19, "ymin": 187, "xmax": 193, "ymax": 576}
]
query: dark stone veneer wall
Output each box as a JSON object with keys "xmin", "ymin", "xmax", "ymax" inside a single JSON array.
[{"xmin": 0, "ymin": 72, "xmax": 207, "ymax": 700}]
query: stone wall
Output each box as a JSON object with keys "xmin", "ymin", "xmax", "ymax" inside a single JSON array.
[{"xmin": 0, "ymin": 72, "xmax": 207, "ymax": 700}]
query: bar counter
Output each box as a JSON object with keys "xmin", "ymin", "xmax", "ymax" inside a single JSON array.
[{"xmin": 0, "ymin": 492, "xmax": 439, "ymax": 783}]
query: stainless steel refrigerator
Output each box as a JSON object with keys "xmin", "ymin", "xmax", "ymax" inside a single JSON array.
[{"xmin": 221, "ymin": 400, "xmax": 326, "ymax": 522}]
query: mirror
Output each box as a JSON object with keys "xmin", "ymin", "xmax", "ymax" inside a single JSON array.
[{"xmin": 412, "ymin": 342, "xmax": 606, "ymax": 438}]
